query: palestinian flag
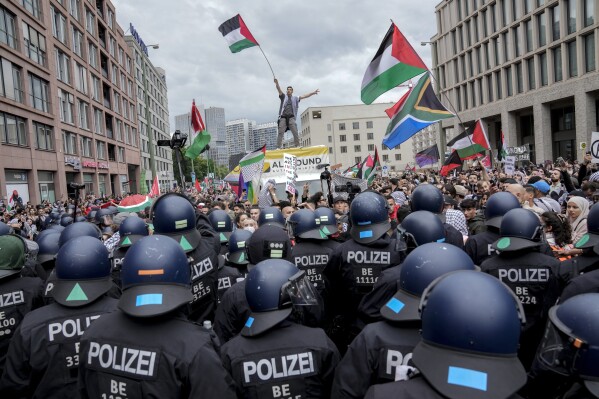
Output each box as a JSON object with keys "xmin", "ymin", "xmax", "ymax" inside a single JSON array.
[
  {"xmin": 239, "ymin": 145, "xmax": 266, "ymax": 204},
  {"xmin": 440, "ymin": 151, "xmax": 462, "ymax": 176},
  {"xmin": 447, "ymin": 119, "xmax": 491, "ymax": 160},
  {"xmin": 361, "ymin": 23, "xmax": 428, "ymax": 105},
  {"xmin": 218, "ymin": 14, "xmax": 259, "ymax": 53},
  {"xmin": 357, "ymin": 155, "xmax": 373, "ymax": 180},
  {"xmin": 498, "ymin": 130, "xmax": 509, "ymax": 161},
  {"xmin": 369, "ymin": 147, "xmax": 381, "ymax": 185}
]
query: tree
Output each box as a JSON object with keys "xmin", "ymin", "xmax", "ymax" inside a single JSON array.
[{"xmin": 172, "ymin": 147, "xmax": 229, "ymax": 188}]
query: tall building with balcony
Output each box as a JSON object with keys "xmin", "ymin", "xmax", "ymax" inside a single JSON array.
[
  {"xmin": 125, "ymin": 31, "xmax": 173, "ymax": 192},
  {"xmin": 433, "ymin": 0, "xmax": 599, "ymax": 163},
  {"xmin": 1, "ymin": 0, "xmax": 141, "ymax": 203}
]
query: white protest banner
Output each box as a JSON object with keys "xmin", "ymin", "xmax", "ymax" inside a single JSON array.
[
  {"xmin": 504, "ymin": 156, "xmax": 516, "ymax": 175},
  {"xmin": 283, "ymin": 153, "xmax": 297, "ymax": 195}
]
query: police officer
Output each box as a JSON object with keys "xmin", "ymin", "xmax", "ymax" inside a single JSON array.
[
  {"xmin": 214, "ymin": 225, "xmax": 292, "ymax": 343},
  {"xmin": 111, "ymin": 215, "xmax": 149, "ymax": 288},
  {"xmin": 35, "ymin": 229, "xmax": 61, "ymax": 280},
  {"xmin": 464, "ymin": 191, "xmax": 521, "ymax": 265},
  {"xmin": 225, "ymin": 229, "xmax": 253, "ymax": 277},
  {"xmin": 358, "ymin": 210, "xmax": 446, "ymax": 324},
  {"xmin": 365, "ymin": 271, "xmax": 527, "ymax": 399},
  {"xmin": 258, "ymin": 206, "xmax": 286, "ymax": 228},
  {"xmin": 325, "ymin": 191, "xmax": 403, "ymax": 352},
  {"xmin": 0, "ymin": 236, "xmax": 118, "ymax": 397},
  {"xmin": 333, "ymin": 243, "xmax": 476, "ymax": 398},
  {"xmin": 208, "ymin": 209, "xmax": 234, "ymax": 255},
  {"xmin": 220, "ymin": 259, "xmax": 340, "ymax": 398},
  {"xmin": 314, "ymin": 206, "xmax": 345, "ymax": 246},
  {"xmin": 78, "ymin": 235, "xmax": 238, "ymax": 398},
  {"xmin": 409, "ymin": 184, "xmax": 464, "ymax": 249},
  {"xmin": 0, "ymin": 235, "xmax": 44, "ymax": 376},
  {"xmin": 482, "ymin": 208, "xmax": 560, "ymax": 370},
  {"xmin": 151, "ymin": 193, "xmax": 219, "ymax": 323}
]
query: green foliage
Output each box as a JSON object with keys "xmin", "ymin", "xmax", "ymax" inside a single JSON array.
[{"xmin": 172, "ymin": 147, "xmax": 229, "ymax": 187}]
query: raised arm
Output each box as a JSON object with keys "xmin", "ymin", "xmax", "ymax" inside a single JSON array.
[
  {"xmin": 274, "ymin": 78, "xmax": 283, "ymax": 96},
  {"xmin": 299, "ymin": 89, "xmax": 319, "ymax": 100}
]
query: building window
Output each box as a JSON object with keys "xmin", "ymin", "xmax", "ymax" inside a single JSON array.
[
  {"xmin": 568, "ymin": 40, "xmax": 578, "ymax": 77},
  {"xmin": 538, "ymin": 12, "xmax": 547, "ymax": 47},
  {"xmin": 72, "ymin": 27, "xmax": 84, "ymax": 58},
  {"xmin": 78, "ymin": 100, "xmax": 89, "ymax": 129},
  {"xmin": 585, "ymin": 0, "xmax": 595, "ymax": 27},
  {"xmin": 553, "ymin": 46, "xmax": 563, "ymax": 81},
  {"xmin": 74, "ymin": 63, "xmax": 87, "ymax": 93},
  {"xmin": 94, "ymin": 108, "xmax": 103, "ymax": 134},
  {"xmin": 366, "ymin": 121, "xmax": 373, "ymax": 128},
  {"xmin": 565, "ymin": 0, "xmax": 576, "ymax": 35},
  {"xmin": 525, "ymin": 0, "xmax": 533, "ymax": 14},
  {"xmin": 352, "ymin": 122, "xmax": 359, "ymax": 129},
  {"xmin": 368, "ymin": 144, "xmax": 374, "ymax": 151},
  {"xmin": 339, "ymin": 123, "xmax": 346, "ymax": 130},
  {"xmin": 527, "ymin": 57, "xmax": 536, "ymax": 89},
  {"xmin": 382, "ymin": 154, "xmax": 389, "ymax": 162},
  {"xmin": 516, "ymin": 62, "xmax": 524, "ymax": 93},
  {"xmin": 551, "ymin": 5, "xmax": 560, "ymax": 41},
  {"xmin": 585, "ymin": 33, "xmax": 595, "ymax": 72},
  {"xmin": 51, "ymin": 6, "xmax": 67, "ymax": 44},
  {"xmin": 107, "ymin": 8, "xmax": 114, "ymax": 29},
  {"xmin": 23, "ymin": 23, "xmax": 47, "ymax": 66},
  {"xmin": 91, "ymin": 74, "xmax": 100, "ymax": 101},
  {"xmin": 55, "ymin": 49, "xmax": 71, "ymax": 84},
  {"xmin": 340, "ymin": 146, "xmax": 347, "ymax": 153},
  {"xmin": 29, "ymin": 74, "xmax": 50, "ymax": 112},
  {"xmin": 117, "ymin": 146, "xmax": 125, "ymax": 162},
  {"xmin": 80, "ymin": 136, "xmax": 92, "ymax": 157},
  {"xmin": 312, "ymin": 110, "xmax": 321, "ymax": 119},
  {"xmin": 69, "ymin": 0, "xmax": 80, "ymax": 20},
  {"xmin": 0, "ymin": 58, "xmax": 23, "ymax": 102},
  {"xmin": 96, "ymin": 140, "xmax": 105, "ymax": 159},
  {"xmin": 63, "ymin": 131, "xmax": 77, "ymax": 154},
  {"xmin": 22, "ymin": 0, "xmax": 42, "ymax": 19},
  {"xmin": 0, "ymin": 7, "xmax": 17, "ymax": 49},
  {"xmin": 514, "ymin": 25, "xmax": 522, "ymax": 57},
  {"xmin": 58, "ymin": 89, "xmax": 74, "ymax": 123},
  {"xmin": 539, "ymin": 52, "xmax": 548, "ymax": 86},
  {"xmin": 354, "ymin": 145, "xmax": 361, "ymax": 152},
  {"xmin": 353, "ymin": 133, "xmax": 360, "ymax": 141},
  {"xmin": 506, "ymin": 66, "xmax": 513, "ymax": 96},
  {"xmin": 85, "ymin": 8, "xmax": 95, "ymax": 35},
  {"xmin": 367, "ymin": 132, "xmax": 374, "ymax": 140},
  {"xmin": 339, "ymin": 134, "xmax": 346, "ymax": 142},
  {"xmin": 0, "ymin": 112, "xmax": 27, "ymax": 146},
  {"xmin": 395, "ymin": 154, "xmax": 402, "ymax": 161},
  {"xmin": 495, "ymin": 71, "xmax": 502, "ymax": 99},
  {"xmin": 34, "ymin": 122, "xmax": 53, "ymax": 150}
]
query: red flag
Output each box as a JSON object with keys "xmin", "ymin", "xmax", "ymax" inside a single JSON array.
[
  {"xmin": 195, "ymin": 178, "xmax": 201, "ymax": 192},
  {"xmin": 440, "ymin": 151, "xmax": 462, "ymax": 176},
  {"xmin": 191, "ymin": 100, "xmax": 205, "ymax": 133},
  {"xmin": 149, "ymin": 176, "xmax": 160, "ymax": 197}
]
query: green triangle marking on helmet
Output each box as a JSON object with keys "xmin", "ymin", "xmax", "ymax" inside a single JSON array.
[
  {"xmin": 220, "ymin": 233, "xmax": 227, "ymax": 242},
  {"xmin": 179, "ymin": 236, "xmax": 193, "ymax": 251},
  {"xmin": 122, "ymin": 236, "xmax": 132, "ymax": 245},
  {"xmin": 66, "ymin": 283, "xmax": 88, "ymax": 301},
  {"xmin": 319, "ymin": 229, "xmax": 328, "ymax": 239},
  {"xmin": 238, "ymin": 252, "xmax": 245, "ymax": 262}
]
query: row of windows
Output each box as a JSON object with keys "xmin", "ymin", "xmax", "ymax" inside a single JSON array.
[
  {"xmin": 333, "ymin": 133, "xmax": 377, "ymax": 142},
  {"xmin": 62, "ymin": 130, "xmax": 125, "ymax": 162},
  {"xmin": 336, "ymin": 121, "xmax": 374, "ymax": 130}
]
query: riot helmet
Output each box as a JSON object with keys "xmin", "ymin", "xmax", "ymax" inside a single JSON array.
[
  {"xmin": 242, "ymin": 259, "xmax": 318, "ymax": 337},
  {"xmin": 492, "ymin": 208, "xmax": 543, "ymax": 252},
  {"xmin": 381, "ymin": 243, "xmax": 476, "ymax": 322},
  {"xmin": 397, "ymin": 211, "xmax": 446, "ymax": 251},
  {"xmin": 0, "ymin": 235, "xmax": 26, "ymax": 280},
  {"xmin": 74, "ymin": 216, "xmax": 87, "ymax": 223},
  {"xmin": 119, "ymin": 235, "xmax": 192, "ymax": 317},
  {"xmin": 287, "ymin": 209, "xmax": 327, "ymax": 240},
  {"xmin": 59, "ymin": 222, "xmax": 102, "ymax": 248},
  {"xmin": 60, "ymin": 215, "xmax": 74, "ymax": 227},
  {"xmin": 37, "ymin": 230, "xmax": 61, "ymax": 264},
  {"xmin": 227, "ymin": 229, "xmax": 253, "ymax": 265},
  {"xmin": 484, "ymin": 192, "xmax": 521, "ymax": 229},
  {"xmin": 247, "ymin": 225, "xmax": 292, "ymax": 265},
  {"xmin": 150, "ymin": 193, "xmax": 200, "ymax": 253},
  {"xmin": 349, "ymin": 191, "xmax": 391, "ymax": 244},
  {"xmin": 410, "ymin": 184, "xmax": 444, "ymax": 214},
  {"xmin": 52, "ymin": 236, "xmax": 112, "ymax": 307},
  {"xmin": 208, "ymin": 209, "xmax": 234, "ymax": 243},
  {"xmin": 117, "ymin": 216, "xmax": 148, "ymax": 248},
  {"xmin": 258, "ymin": 206, "xmax": 286, "ymax": 228},
  {"xmin": 47, "ymin": 224, "xmax": 65, "ymax": 232},
  {"xmin": 314, "ymin": 207, "xmax": 337, "ymax": 236},
  {"xmin": 0, "ymin": 221, "xmax": 10, "ymax": 236},
  {"xmin": 94, "ymin": 208, "xmax": 114, "ymax": 226}
]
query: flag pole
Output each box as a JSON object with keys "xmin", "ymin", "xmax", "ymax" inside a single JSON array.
[
  {"xmin": 258, "ymin": 46, "xmax": 276, "ymax": 78},
  {"xmin": 188, "ymin": 112, "xmax": 194, "ymax": 183}
]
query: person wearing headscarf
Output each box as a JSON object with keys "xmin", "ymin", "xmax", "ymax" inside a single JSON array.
[{"xmin": 566, "ymin": 196, "xmax": 590, "ymax": 244}]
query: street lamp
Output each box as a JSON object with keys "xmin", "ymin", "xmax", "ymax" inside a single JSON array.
[{"xmin": 141, "ymin": 44, "xmax": 159, "ymax": 191}]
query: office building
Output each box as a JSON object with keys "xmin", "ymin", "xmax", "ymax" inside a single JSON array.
[
  {"xmin": 1, "ymin": 0, "xmax": 141, "ymax": 203},
  {"xmin": 204, "ymin": 106, "xmax": 228, "ymax": 167},
  {"xmin": 299, "ymin": 104, "xmax": 415, "ymax": 172},
  {"xmin": 226, "ymin": 118, "xmax": 253, "ymax": 168},
  {"xmin": 252, "ymin": 122, "xmax": 278, "ymax": 151},
  {"xmin": 433, "ymin": 0, "xmax": 599, "ymax": 163},
  {"xmin": 412, "ymin": 125, "xmax": 440, "ymax": 167}
]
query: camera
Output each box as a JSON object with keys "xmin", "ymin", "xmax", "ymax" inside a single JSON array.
[{"xmin": 69, "ymin": 183, "xmax": 85, "ymax": 190}]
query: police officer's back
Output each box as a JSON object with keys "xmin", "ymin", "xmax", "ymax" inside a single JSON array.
[
  {"xmin": 78, "ymin": 235, "xmax": 237, "ymax": 398},
  {"xmin": 221, "ymin": 259, "xmax": 340, "ymax": 398},
  {"xmin": 208, "ymin": 210, "xmax": 243, "ymax": 302},
  {"xmin": 481, "ymin": 208, "xmax": 560, "ymax": 370},
  {"xmin": 151, "ymin": 193, "xmax": 219, "ymax": 323},
  {"xmin": 333, "ymin": 243, "xmax": 477, "ymax": 399},
  {"xmin": 0, "ymin": 235, "xmax": 44, "ymax": 376},
  {"xmin": 365, "ymin": 271, "xmax": 527, "ymax": 399},
  {"xmin": 0, "ymin": 236, "xmax": 117, "ymax": 398}
]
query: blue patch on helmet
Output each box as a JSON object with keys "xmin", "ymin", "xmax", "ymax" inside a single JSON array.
[
  {"xmin": 437, "ymin": 238, "xmax": 446, "ymax": 243},
  {"xmin": 135, "ymin": 294, "xmax": 163, "ymax": 307},
  {"xmin": 447, "ymin": 366, "xmax": 488, "ymax": 391},
  {"xmin": 385, "ymin": 297, "xmax": 405, "ymax": 314},
  {"xmin": 359, "ymin": 230, "xmax": 373, "ymax": 238},
  {"xmin": 245, "ymin": 316, "xmax": 254, "ymax": 328},
  {"xmin": 357, "ymin": 221, "xmax": 372, "ymax": 225}
]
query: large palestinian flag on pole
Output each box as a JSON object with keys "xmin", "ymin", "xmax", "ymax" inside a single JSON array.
[
  {"xmin": 361, "ymin": 23, "xmax": 428, "ymax": 105},
  {"xmin": 218, "ymin": 14, "xmax": 259, "ymax": 53}
]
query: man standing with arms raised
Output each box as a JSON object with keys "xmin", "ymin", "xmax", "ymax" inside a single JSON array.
[{"xmin": 275, "ymin": 78, "xmax": 319, "ymax": 148}]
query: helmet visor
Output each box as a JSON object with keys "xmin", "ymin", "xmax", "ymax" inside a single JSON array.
[
  {"xmin": 281, "ymin": 271, "xmax": 319, "ymax": 307},
  {"xmin": 100, "ymin": 214, "xmax": 113, "ymax": 226},
  {"xmin": 538, "ymin": 315, "xmax": 587, "ymax": 376}
]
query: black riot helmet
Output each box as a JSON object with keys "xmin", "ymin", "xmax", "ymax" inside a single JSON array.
[
  {"xmin": 94, "ymin": 208, "xmax": 114, "ymax": 226},
  {"xmin": 58, "ymin": 222, "xmax": 102, "ymax": 248},
  {"xmin": 492, "ymin": 208, "xmax": 543, "ymax": 252},
  {"xmin": 247, "ymin": 225, "xmax": 292, "ymax": 265},
  {"xmin": 208, "ymin": 209, "xmax": 234, "ymax": 243},
  {"xmin": 413, "ymin": 271, "xmax": 527, "ymax": 399},
  {"xmin": 60, "ymin": 215, "xmax": 74, "ymax": 227},
  {"xmin": 36, "ymin": 230, "xmax": 61, "ymax": 264},
  {"xmin": 484, "ymin": 192, "xmax": 521, "ymax": 229},
  {"xmin": 74, "ymin": 216, "xmax": 87, "ymax": 222},
  {"xmin": 397, "ymin": 211, "xmax": 445, "ymax": 252},
  {"xmin": 381, "ymin": 243, "xmax": 476, "ymax": 323},
  {"xmin": 287, "ymin": 209, "xmax": 327, "ymax": 240},
  {"xmin": 537, "ymin": 293, "xmax": 599, "ymax": 396},
  {"xmin": 52, "ymin": 236, "xmax": 112, "ymax": 307},
  {"xmin": 242, "ymin": 259, "xmax": 318, "ymax": 337},
  {"xmin": 314, "ymin": 207, "xmax": 337, "ymax": 236},
  {"xmin": 410, "ymin": 184, "xmax": 444, "ymax": 214},
  {"xmin": 118, "ymin": 216, "xmax": 148, "ymax": 248},
  {"xmin": 119, "ymin": 235, "xmax": 193, "ymax": 318},
  {"xmin": 227, "ymin": 229, "xmax": 253, "ymax": 265},
  {"xmin": 258, "ymin": 206, "xmax": 286, "ymax": 228},
  {"xmin": 349, "ymin": 191, "xmax": 390, "ymax": 244},
  {"xmin": 86, "ymin": 209, "xmax": 98, "ymax": 222},
  {"xmin": 150, "ymin": 193, "xmax": 200, "ymax": 253}
]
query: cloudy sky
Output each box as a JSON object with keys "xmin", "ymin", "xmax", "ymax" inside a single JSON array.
[{"xmin": 112, "ymin": 0, "xmax": 441, "ymax": 128}]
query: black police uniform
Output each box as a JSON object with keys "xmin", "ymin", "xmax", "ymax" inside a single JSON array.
[
  {"xmin": 331, "ymin": 320, "xmax": 420, "ymax": 398},
  {"xmin": 557, "ymin": 251, "xmax": 599, "ymax": 288},
  {"xmin": 214, "ymin": 279, "xmax": 251, "ymax": 343},
  {"xmin": 221, "ymin": 321, "xmax": 340, "ymax": 398},
  {"xmin": 480, "ymin": 249, "xmax": 560, "ymax": 369},
  {"xmin": 0, "ymin": 296, "xmax": 118, "ymax": 397},
  {"xmin": 442, "ymin": 222, "xmax": 465, "ymax": 249},
  {"xmin": 291, "ymin": 239, "xmax": 334, "ymax": 296},
  {"xmin": 358, "ymin": 265, "xmax": 401, "ymax": 324},
  {"xmin": 111, "ymin": 245, "xmax": 128, "ymax": 288},
  {"xmin": 0, "ymin": 274, "xmax": 44, "ymax": 374},
  {"xmin": 217, "ymin": 263, "xmax": 243, "ymax": 304},
  {"xmin": 560, "ymin": 268, "xmax": 599, "ymax": 302},
  {"xmin": 78, "ymin": 310, "xmax": 238, "ymax": 399}
]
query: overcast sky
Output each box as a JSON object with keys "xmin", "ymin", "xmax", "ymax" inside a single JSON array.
[{"xmin": 112, "ymin": 0, "xmax": 441, "ymax": 129}]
